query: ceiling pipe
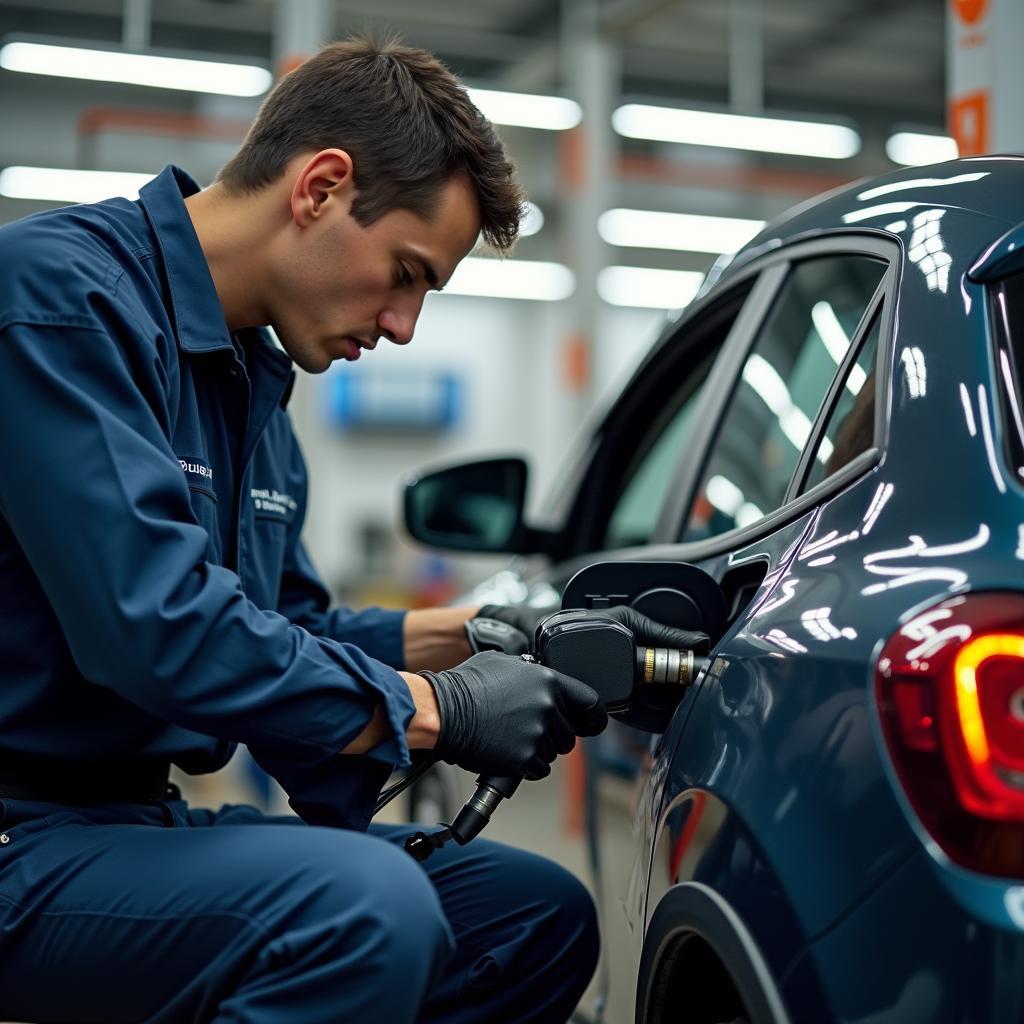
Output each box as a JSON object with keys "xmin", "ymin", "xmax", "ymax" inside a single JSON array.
[
  {"xmin": 729, "ymin": 0, "xmax": 764, "ymax": 114},
  {"xmin": 122, "ymin": 0, "xmax": 151, "ymax": 51}
]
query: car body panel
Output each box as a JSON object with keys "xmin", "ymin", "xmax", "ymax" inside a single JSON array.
[
  {"xmin": 627, "ymin": 162, "xmax": 1024, "ymax": 1018},
  {"xmin": 780, "ymin": 847, "xmax": 1024, "ymax": 1022},
  {"xmin": 420, "ymin": 158, "xmax": 1024, "ymax": 1022}
]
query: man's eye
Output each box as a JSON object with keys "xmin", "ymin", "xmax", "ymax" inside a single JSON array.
[{"xmin": 398, "ymin": 265, "xmax": 414, "ymax": 286}]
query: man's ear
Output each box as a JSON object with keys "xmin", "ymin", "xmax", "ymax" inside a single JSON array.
[{"xmin": 289, "ymin": 149, "xmax": 355, "ymax": 228}]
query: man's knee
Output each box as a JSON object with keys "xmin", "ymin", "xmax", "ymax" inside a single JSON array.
[
  {"xmin": 257, "ymin": 827, "xmax": 454, "ymax": 968},
  {"xmin": 535, "ymin": 857, "xmax": 600, "ymax": 979}
]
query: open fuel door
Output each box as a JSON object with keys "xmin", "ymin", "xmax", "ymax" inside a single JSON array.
[{"xmin": 559, "ymin": 561, "xmax": 726, "ymax": 732}]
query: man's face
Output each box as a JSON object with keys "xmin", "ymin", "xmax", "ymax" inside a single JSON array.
[{"xmin": 269, "ymin": 171, "xmax": 481, "ymax": 373}]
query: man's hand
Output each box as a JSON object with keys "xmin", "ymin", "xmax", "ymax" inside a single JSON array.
[
  {"xmin": 477, "ymin": 604, "xmax": 710, "ymax": 654},
  {"xmin": 420, "ymin": 651, "xmax": 608, "ymax": 780}
]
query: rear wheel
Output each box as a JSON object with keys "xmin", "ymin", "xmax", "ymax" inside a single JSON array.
[{"xmin": 644, "ymin": 934, "xmax": 751, "ymax": 1024}]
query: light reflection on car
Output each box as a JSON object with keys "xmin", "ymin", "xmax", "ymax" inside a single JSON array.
[{"xmin": 404, "ymin": 157, "xmax": 1024, "ymax": 1024}]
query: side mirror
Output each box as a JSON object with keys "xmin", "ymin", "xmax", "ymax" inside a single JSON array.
[{"xmin": 404, "ymin": 457, "xmax": 536, "ymax": 554}]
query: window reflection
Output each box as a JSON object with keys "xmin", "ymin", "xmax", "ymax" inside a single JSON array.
[
  {"xmin": 907, "ymin": 208, "xmax": 951, "ymax": 293},
  {"xmin": 801, "ymin": 315, "xmax": 882, "ymax": 493},
  {"xmin": 900, "ymin": 346, "xmax": 927, "ymax": 398},
  {"xmin": 684, "ymin": 255, "xmax": 885, "ymax": 541}
]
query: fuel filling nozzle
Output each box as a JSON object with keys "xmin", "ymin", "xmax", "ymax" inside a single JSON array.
[{"xmin": 404, "ymin": 610, "xmax": 705, "ymax": 861}]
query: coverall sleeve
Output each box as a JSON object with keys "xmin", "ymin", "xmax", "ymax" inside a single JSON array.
[
  {"xmin": 0, "ymin": 315, "xmax": 415, "ymax": 770},
  {"xmin": 275, "ymin": 433, "xmax": 407, "ymax": 670}
]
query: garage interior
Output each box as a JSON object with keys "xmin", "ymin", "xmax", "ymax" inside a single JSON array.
[{"xmin": 0, "ymin": 3, "xmax": 972, "ymax": 1022}]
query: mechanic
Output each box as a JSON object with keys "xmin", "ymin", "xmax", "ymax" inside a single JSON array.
[{"xmin": 0, "ymin": 35, "xmax": 699, "ymax": 1024}]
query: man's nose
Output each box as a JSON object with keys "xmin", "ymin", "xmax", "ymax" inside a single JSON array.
[{"xmin": 377, "ymin": 302, "xmax": 421, "ymax": 346}]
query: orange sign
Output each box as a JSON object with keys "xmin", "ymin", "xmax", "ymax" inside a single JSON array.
[
  {"xmin": 562, "ymin": 332, "xmax": 590, "ymax": 392},
  {"xmin": 953, "ymin": 0, "xmax": 989, "ymax": 25},
  {"xmin": 949, "ymin": 91, "xmax": 989, "ymax": 155},
  {"xmin": 275, "ymin": 53, "xmax": 308, "ymax": 78}
]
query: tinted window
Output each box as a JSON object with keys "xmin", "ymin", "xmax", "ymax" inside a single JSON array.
[
  {"xmin": 992, "ymin": 277, "xmax": 1024, "ymax": 481},
  {"xmin": 603, "ymin": 348, "xmax": 714, "ymax": 549},
  {"xmin": 592, "ymin": 283, "xmax": 754, "ymax": 553},
  {"xmin": 683, "ymin": 255, "xmax": 885, "ymax": 542},
  {"xmin": 800, "ymin": 313, "xmax": 882, "ymax": 493}
]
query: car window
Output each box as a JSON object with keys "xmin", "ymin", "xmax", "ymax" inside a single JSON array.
[
  {"xmin": 602, "ymin": 348, "xmax": 715, "ymax": 549},
  {"xmin": 799, "ymin": 313, "xmax": 882, "ymax": 493},
  {"xmin": 588, "ymin": 283, "xmax": 754, "ymax": 555},
  {"xmin": 682, "ymin": 255, "xmax": 886, "ymax": 542},
  {"xmin": 991, "ymin": 275, "xmax": 1024, "ymax": 481}
]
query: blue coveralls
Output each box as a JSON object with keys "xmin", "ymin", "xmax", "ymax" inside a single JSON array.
[{"xmin": 0, "ymin": 167, "xmax": 598, "ymax": 1023}]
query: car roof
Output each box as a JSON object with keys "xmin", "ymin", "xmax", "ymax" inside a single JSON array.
[{"xmin": 715, "ymin": 155, "xmax": 1024, "ymax": 286}]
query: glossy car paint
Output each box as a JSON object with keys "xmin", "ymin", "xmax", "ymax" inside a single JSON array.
[
  {"xmin": 635, "ymin": 158, "xmax": 1024, "ymax": 1021},
  {"xmin": 439, "ymin": 158, "xmax": 1024, "ymax": 1021}
]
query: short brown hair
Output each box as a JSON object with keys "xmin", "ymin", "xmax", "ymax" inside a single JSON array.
[{"xmin": 218, "ymin": 35, "xmax": 524, "ymax": 251}]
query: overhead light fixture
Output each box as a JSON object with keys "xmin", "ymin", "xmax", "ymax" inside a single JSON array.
[
  {"xmin": 598, "ymin": 208, "xmax": 764, "ymax": 255},
  {"xmin": 467, "ymin": 87, "xmax": 582, "ymax": 131},
  {"xmin": 597, "ymin": 266, "xmax": 704, "ymax": 309},
  {"xmin": 811, "ymin": 300, "xmax": 867, "ymax": 395},
  {"xmin": 613, "ymin": 103, "xmax": 860, "ymax": 159},
  {"xmin": 0, "ymin": 41, "xmax": 272, "ymax": 96},
  {"xmin": 857, "ymin": 171, "xmax": 987, "ymax": 201},
  {"xmin": 520, "ymin": 202, "xmax": 544, "ymax": 237},
  {"xmin": 886, "ymin": 131, "xmax": 959, "ymax": 167},
  {"xmin": 0, "ymin": 165, "xmax": 155, "ymax": 203},
  {"xmin": 443, "ymin": 258, "xmax": 574, "ymax": 301}
]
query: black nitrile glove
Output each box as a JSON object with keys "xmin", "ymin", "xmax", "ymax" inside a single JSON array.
[
  {"xmin": 477, "ymin": 604, "xmax": 710, "ymax": 655},
  {"xmin": 420, "ymin": 651, "xmax": 608, "ymax": 780},
  {"xmin": 476, "ymin": 604, "xmax": 555, "ymax": 645}
]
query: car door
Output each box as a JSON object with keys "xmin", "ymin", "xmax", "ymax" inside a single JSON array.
[{"xmin": 588, "ymin": 237, "xmax": 897, "ymax": 1024}]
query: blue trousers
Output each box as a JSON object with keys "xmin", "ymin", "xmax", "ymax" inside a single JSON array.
[{"xmin": 0, "ymin": 795, "xmax": 598, "ymax": 1023}]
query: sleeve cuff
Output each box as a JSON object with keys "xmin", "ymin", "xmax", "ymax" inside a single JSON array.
[
  {"xmin": 355, "ymin": 660, "xmax": 416, "ymax": 769},
  {"xmin": 327, "ymin": 607, "xmax": 407, "ymax": 670}
]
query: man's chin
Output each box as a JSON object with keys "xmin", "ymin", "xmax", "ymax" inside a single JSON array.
[{"xmin": 281, "ymin": 341, "xmax": 333, "ymax": 374}]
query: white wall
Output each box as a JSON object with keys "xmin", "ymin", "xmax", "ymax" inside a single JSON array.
[{"xmin": 287, "ymin": 293, "xmax": 668, "ymax": 592}]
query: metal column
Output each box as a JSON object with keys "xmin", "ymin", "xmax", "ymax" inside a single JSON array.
[
  {"xmin": 558, "ymin": 0, "xmax": 618, "ymax": 422},
  {"xmin": 273, "ymin": 0, "xmax": 331, "ymax": 77},
  {"xmin": 947, "ymin": 0, "xmax": 1024, "ymax": 154}
]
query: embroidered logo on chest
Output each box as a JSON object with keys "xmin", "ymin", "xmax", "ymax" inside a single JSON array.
[
  {"xmin": 178, "ymin": 456, "xmax": 215, "ymax": 491},
  {"xmin": 251, "ymin": 487, "xmax": 297, "ymax": 523}
]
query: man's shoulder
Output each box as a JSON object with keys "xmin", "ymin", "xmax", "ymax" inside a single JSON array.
[{"xmin": 0, "ymin": 199, "xmax": 150, "ymax": 331}]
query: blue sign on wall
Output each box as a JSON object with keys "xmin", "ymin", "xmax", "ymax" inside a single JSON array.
[{"xmin": 327, "ymin": 368, "xmax": 462, "ymax": 432}]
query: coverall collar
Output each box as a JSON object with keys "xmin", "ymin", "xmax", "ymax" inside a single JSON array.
[
  {"xmin": 139, "ymin": 166, "xmax": 295, "ymax": 406},
  {"xmin": 138, "ymin": 166, "xmax": 243, "ymax": 356}
]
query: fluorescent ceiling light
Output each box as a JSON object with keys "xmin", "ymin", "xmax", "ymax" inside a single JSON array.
[
  {"xmin": 706, "ymin": 474, "xmax": 745, "ymax": 516},
  {"xmin": 857, "ymin": 171, "xmax": 986, "ymax": 201},
  {"xmin": 598, "ymin": 208, "xmax": 764, "ymax": 255},
  {"xmin": 886, "ymin": 132, "xmax": 958, "ymax": 167},
  {"xmin": 842, "ymin": 201, "xmax": 922, "ymax": 225},
  {"xmin": 742, "ymin": 352, "xmax": 833, "ymax": 462},
  {"xmin": 520, "ymin": 202, "xmax": 544, "ymax": 237},
  {"xmin": 597, "ymin": 266, "xmax": 704, "ymax": 309},
  {"xmin": 613, "ymin": 103, "xmax": 860, "ymax": 159},
  {"xmin": 0, "ymin": 165, "xmax": 155, "ymax": 203},
  {"xmin": 0, "ymin": 41, "xmax": 272, "ymax": 96},
  {"xmin": 811, "ymin": 301, "xmax": 867, "ymax": 395},
  {"xmin": 468, "ymin": 87, "xmax": 582, "ymax": 131},
  {"xmin": 443, "ymin": 258, "xmax": 574, "ymax": 301}
]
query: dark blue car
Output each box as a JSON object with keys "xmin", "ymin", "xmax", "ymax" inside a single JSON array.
[{"xmin": 404, "ymin": 156, "xmax": 1024, "ymax": 1023}]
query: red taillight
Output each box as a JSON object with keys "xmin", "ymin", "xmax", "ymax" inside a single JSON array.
[{"xmin": 877, "ymin": 593, "xmax": 1024, "ymax": 876}]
